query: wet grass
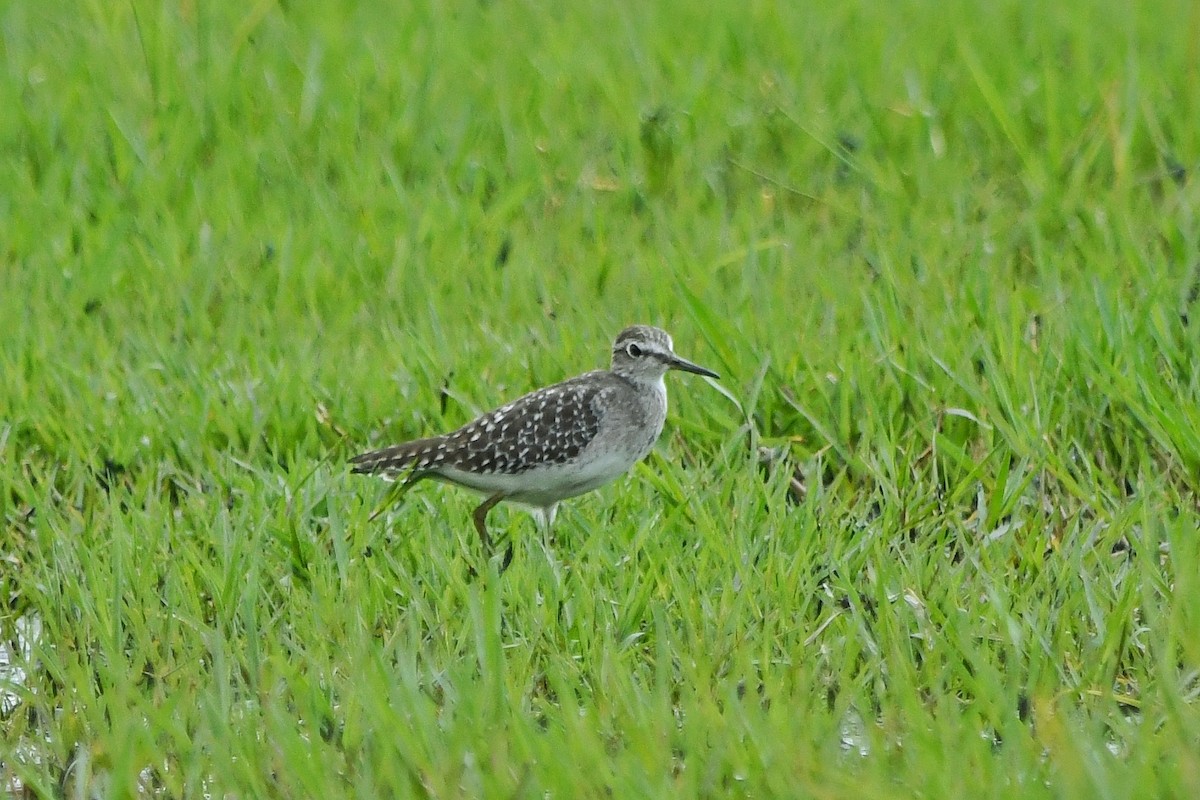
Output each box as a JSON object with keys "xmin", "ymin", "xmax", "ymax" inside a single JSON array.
[{"xmin": 2, "ymin": 0, "xmax": 1200, "ymax": 796}]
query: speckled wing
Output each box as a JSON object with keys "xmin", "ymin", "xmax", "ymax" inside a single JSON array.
[
  {"xmin": 439, "ymin": 373, "xmax": 611, "ymax": 475},
  {"xmin": 348, "ymin": 433, "xmax": 451, "ymax": 479},
  {"xmin": 350, "ymin": 372, "xmax": 611, "ymax": 479}
]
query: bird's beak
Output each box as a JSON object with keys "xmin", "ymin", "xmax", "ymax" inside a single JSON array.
[{"xmin": 667, "ymin": 353, "xmax": 720, "ymax": 379}]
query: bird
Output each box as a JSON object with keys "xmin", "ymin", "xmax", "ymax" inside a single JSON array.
[{"xmin": 350, "ymin": 324, "xmax": 719, "ymax": 567}]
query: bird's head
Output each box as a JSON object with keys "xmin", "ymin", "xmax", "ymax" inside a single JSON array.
[{"xmin": 610, "ymin": 325, "xmax": 719, "ymax": 383}]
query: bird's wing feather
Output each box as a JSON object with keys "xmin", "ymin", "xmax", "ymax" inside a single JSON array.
[
  {"xmin": 437, "ymin": 373, "xmax": 610, "ymax": 475},
  {"xmin": 348, "ymin": 436, "xmax": 446, "ymax": 476},
  {"xmin": 350, "ymin": 372, "xmax": 613, "ymax": 478}
]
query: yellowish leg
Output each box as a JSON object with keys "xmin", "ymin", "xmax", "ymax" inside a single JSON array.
[{"xmin": 472, "ymin": 493, "xmax": 506, "ymax": 555}]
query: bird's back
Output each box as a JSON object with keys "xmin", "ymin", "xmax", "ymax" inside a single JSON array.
[{"xmin": 350, "ymin": 370, "xmax": 630, "ymax": 483}]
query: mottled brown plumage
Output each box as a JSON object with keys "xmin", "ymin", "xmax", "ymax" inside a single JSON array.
[
  {"xmin": 352, "ymin": 325, "xmax": 718, "ymax": 567},
  {"xmin": 350, "ymin": 375, "xmax": 607, "ymax": 478}
]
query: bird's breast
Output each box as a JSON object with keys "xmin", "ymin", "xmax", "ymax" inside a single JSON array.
[{"xmin": 600, "ymin": 376, "xmax": 667, "ymax": 464}]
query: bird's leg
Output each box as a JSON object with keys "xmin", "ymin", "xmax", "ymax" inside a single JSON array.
[
  {"xmin": 473, "ymin": 493, "xmax": 514, "ymax": 574},
  {"xmin": 544, "ymin": 503, "xmax": 559, "ymax": 548},
  {"xmin": 472, "ymin": 492, "xmax": 506, "ymax": 558},
  {"xmin": 532, "ymin": 504, "xmax": 562, "ymax": 568}
]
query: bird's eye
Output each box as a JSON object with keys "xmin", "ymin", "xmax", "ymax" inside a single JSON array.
[{"xmin": 626, "ymin": 343, "xmax": 643, "ymax": 358}]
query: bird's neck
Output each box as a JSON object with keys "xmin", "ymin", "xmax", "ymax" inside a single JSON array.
[
  {"xmin": 610, "ymin": 368, "xmax": 670, "ymax": 416},
  {"xmin": 631, "ymin": 373, "xmax": 668, "ymax": 416}
]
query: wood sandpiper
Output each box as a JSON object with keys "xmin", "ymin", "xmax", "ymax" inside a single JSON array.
[{"xmin": 350, "ymin": 324, "xmax": 719, "ymax": 566}]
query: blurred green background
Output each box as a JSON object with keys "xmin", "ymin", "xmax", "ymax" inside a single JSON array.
[{"xmin": 2, "ymin": 0, "xmax": 1199, "ymax": 796}]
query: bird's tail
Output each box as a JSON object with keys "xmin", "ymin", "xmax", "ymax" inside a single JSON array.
[{"xmin": 349, "ymin": 436, "xmax": 446, "ymax": 478}]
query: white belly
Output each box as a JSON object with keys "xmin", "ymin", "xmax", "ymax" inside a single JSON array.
[{"xmin": 435, "ymin": 445, "xmax": 641, "ymax": 508}]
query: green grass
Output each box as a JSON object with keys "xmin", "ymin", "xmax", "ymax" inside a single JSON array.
[{"xmin": 3, "ymin": 0, "xmax": 1200, "ymax": 796}]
